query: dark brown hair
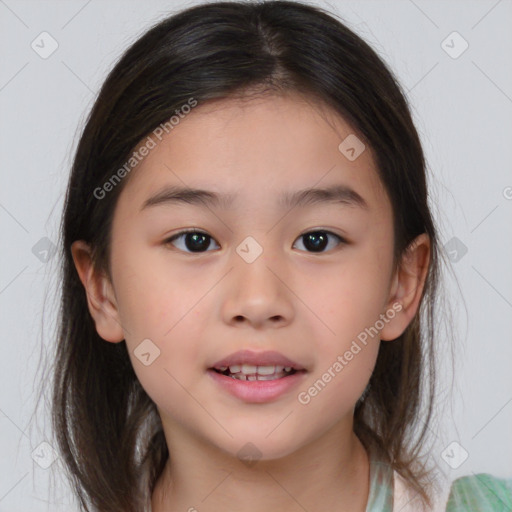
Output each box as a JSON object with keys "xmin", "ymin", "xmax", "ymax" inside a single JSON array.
[{"xmin": 47, "ymin": 1, "xmax": 452, "ymax": 510}]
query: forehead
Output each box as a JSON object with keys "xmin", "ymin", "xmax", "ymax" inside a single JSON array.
[{"xmin": 117, "ymin": 92, "xmax": 390, "ymax": 215}]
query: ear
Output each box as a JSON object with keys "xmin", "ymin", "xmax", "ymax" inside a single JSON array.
[
  {"xmin": 380, "ymin": 233, "xmax": 430, "ymax": 341},
  {"xmin": 70, "ymin": 240, "xmax": 125, "ymax": 343}
]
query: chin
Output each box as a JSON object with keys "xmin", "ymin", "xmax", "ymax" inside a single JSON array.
[{"xmin": 211, "ymin": 429, "xmax": 309, "ymax": 464}]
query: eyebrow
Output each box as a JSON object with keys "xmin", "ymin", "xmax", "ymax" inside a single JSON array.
[{"xmin": 140, "ymin": 184, "xmax": 369, "ymax": 212}]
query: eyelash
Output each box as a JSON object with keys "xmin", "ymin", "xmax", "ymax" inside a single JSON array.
[{"xmin": 164, "ymin": 228, "xmax": 347, "ymax": 254}]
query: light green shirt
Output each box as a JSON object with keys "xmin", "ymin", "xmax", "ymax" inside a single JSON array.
[{"xmin": 366, "ymin": 450, "xmax": 512, "ymax": 511}]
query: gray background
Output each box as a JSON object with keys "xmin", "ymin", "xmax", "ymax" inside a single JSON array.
[{"xmin": 0, "ymin": 0, "xmax": 511, "ymax": 510}]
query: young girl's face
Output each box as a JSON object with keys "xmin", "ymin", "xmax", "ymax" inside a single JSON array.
[{"xmin": 86, "ymin": 93, "xmax": 411, "ymax": 461}]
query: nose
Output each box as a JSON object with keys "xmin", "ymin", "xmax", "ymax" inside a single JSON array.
[{"xmin": 220, "ymin": 248, "xmax": 295, "ymax": 330}]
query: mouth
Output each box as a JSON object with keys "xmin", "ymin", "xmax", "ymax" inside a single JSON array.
[
  {"xmin": 207, "ymin": 366, "xmax": 307, "ymax": 403},
  {"xmin": 209, "ymin": 349, "xmax": 307, "ymax": 381},
  {"xmin": 207, "ymin": 350, "xmax": 308, "ymax": 402}
]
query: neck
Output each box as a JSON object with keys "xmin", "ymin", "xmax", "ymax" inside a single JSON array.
[{"xmin": 151, "ymin": 421, "xmax": 370, "ymax": 512}]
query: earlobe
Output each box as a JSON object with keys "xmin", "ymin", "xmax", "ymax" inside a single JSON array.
[
  {"xmin": 70, "ymin": 240, "xmax": 125, "ymax": 343},
  {"xmin": 380, "ymin": 233, "xmax": 430, "ymax": 341}
]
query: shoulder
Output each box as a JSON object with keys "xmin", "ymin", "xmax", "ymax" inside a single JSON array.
[{"xmin": 445, "ymin": 473, "xmax": 512, "ymax": 511}]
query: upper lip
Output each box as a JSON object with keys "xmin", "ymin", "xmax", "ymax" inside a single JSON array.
[{"xmin": 210, "ymin": 350, "xmax": 306, "ymax": 370}]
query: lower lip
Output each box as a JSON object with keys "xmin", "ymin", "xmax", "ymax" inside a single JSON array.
[{"xmin": 207, "ymin": 369, "xmax": 307, "ymax": 403}]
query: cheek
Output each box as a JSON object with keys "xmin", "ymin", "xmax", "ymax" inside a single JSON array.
[
  {"xmin": 297, "ymin": 350, "xmax": 377, "ymax": 425},
  {"xmin": 111, "ymin": 246, "xmax": 211, "ymax": 380},
  {"xmin": 297, "ymin": 242, "xmax": 390, "ymax": 406},
  {"xmin": 120, "ymin": 287, "xmax": 211, "ymax": 418},
  {"xmin": 310, "ymin": 251, "xmax": 391, "ymax": 343},
  {"xmin": 111, "ymin": 240, "xmax": 195, "ymax": 336}
]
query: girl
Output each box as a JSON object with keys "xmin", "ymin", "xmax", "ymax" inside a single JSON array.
[{"xmin": 50, "ymin": 1, "xmax": 512, "ymax": 511}]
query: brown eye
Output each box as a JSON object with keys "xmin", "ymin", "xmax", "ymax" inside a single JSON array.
[
  {"xmin": 165, "ymin": 230, "xmax": 220, "ymax": 253},
  {"xmin": 293, "ymin": 230, "xmax": 345, "ymax": 253}
]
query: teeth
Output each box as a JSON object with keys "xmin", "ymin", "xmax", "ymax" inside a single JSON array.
[
  {"xmin": 241, "ymin": 364, "xmax": 257, "ymax": 375},
  {"xmin": 214, "ymin": 363, "xmax": 297, "ymax": 380},
  {"xmin": 256, "ymin": 365, "xmax": 282, "ymax": 375},
  {"xmin": 256, "ymin": 374, "xmax": 283, "ymax": 381},
  {"xmin": 230, "ymin": 372, "xmax": 286, "ymax": 381},
  {"xmin": 229, "ymin": 364, "xmax": 287, "ymax": 375}
]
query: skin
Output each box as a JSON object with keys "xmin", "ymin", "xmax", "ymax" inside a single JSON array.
[{"xmin": 72, "ymin": 92, "xmax": 430, "ymax": 512}]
